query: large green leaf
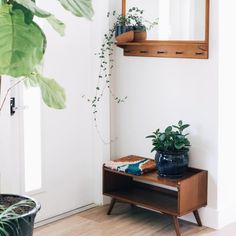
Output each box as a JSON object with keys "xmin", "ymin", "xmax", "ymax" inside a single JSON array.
[
  {"xmin": 13, "ymin": 1, "xmax": 34, "ymax": 24},
  {"xmin": 0, "ymin": 5, "xmax": 46, "ymax": 77},
  {"xmin": 46, "ymin": 15, "xmax": 65, "ymax": 36},
  {"xmin": 58, "ymin": 0, "xmax": 94, "ymax": 19},
  {"xmin": 0, "ymin": 0, "xmax": 5, "ymax": 6},
  {"xmin": 14, "ymin": 0, "xmax": 51, "ymax": 17},
  {"xmin": 14, "ymin": 0, "xmax": 65, "ymax": 36},
  {"xmin": 27, "ymin": 73, "xmax": 66, "ymax": 109}
]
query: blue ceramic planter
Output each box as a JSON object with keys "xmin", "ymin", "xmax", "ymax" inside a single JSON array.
[{"xmin": 155, "ymin": 151, "xmax": 189, "ymax": 179}]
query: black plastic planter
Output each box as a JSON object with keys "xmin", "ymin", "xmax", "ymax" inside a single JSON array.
[
  {"xmin": 0, "ymin": 194, "xmax": 41, "ymax": 236},
  {"xmin": 155, "ymin": 151, "xmax": 189, "ymax": 179}
]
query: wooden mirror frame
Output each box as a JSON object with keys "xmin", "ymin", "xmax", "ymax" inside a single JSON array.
[{"xmin": 117, "ymin": 0, "xmax": 210, "ymax": 59}]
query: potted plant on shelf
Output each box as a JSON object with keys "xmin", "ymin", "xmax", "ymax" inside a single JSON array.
[
  {"xmin": 0, "ymin": 0, "xmax": 94, "ymax": 235},
  {"xmin": 115, "ymin": 13, "xmax": 131, "ymax": 37},
  {"xmin": 146, "ymin": 120, "xmax": 191, "ymax": 179},
  {"xmin": 113, "ymin": 7, "xmax": 158, "ymax": 43},
  {"xmin": 126, "ymin": 7, "xmax": 158, "ymax": 42}
]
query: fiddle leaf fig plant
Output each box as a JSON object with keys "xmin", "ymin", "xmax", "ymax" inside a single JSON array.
[
  {"xmin": 0, "ymin": 0, "xmax": 94, "ymax": 110},
  {"xmin": 146, "ymin": 120, "xmax": 191, "ymax": 153}
]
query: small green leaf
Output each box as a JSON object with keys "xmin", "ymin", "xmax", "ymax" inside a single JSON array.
[
  {"xmin": 172, "ymin": 125, "xmax": 179, "ymax": 129},
  {"xmin": 174, "ymin": 143, "xmax": 185, "ymax": 150},
  {"xmin": 58, "ymin": 0, "xmax": 94, "ymax": 20},
  {"xmin": 151, "ymin": 147, "xmax": 156, "ymax": 153},
  {"xmin": 165, "ymin": 126, "xmax": 172, "ymax": 133},
  {"xmin": 155, "ymin": 128, "xmax": 160, "ymax": 134},
  {"xmin": 146, "ymin": 135, "xmax": 156, "ymax": 139},
  {"xmin": 159, "ymin": 134, "xmax": 166, "ymax": 141},
  {"xmin": 180, "ymin": 124, "xmax": 190, "ymax": 131},
  {"xmin": 178, "ymin": 120, "xmax": 183, "ymax": 126},
  {"xmin": 28, "ymin": 72, "xmax": 66, "ymax": 109},
  {"xmin": 46, "ymin": 15, "xmax": 65, "ymax": 36}
]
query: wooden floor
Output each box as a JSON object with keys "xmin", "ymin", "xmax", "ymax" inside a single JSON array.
[{"xmin": 34, "ymin": 203, "xmax": 234, "ymax": 236}]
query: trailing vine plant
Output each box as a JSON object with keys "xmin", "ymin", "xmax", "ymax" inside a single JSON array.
[
  {"xmin": 0, "ymin": 0, "xmax": 94, "ymax": 111},
  {"xmin": 83, "ymin": 11, "xmax": 128, "ymax": 143},
  {"xmin": 83, "ymin": 8, "xmax": 158, "ymax": 143}
]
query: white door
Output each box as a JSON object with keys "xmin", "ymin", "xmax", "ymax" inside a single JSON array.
[
  {"xmin": 17, "ymin": 1, "xmax": 95, "ymax": 222},
  {"xmin": 20, "ymin": 86, "xmax": 95, "ymax": 222}
]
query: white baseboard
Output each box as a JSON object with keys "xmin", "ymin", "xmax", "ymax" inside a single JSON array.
[
  {"xmin": 180, "ymin": 206, "xmax": 219, "ymax": 229},
  {"xmin": 217, "ymin": 205, "xmax": 236, "ymax": 229},
  {"xmin": 35, "ymin": 203, "xmax": 97, "ymax": 228},
  {"xmin": 181, "ymin": 205, "xmax": 236, "ymax": 230}
]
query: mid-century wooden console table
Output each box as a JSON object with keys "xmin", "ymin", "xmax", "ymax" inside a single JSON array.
[{"xmin": 103, "ymin": 166, "xmax": 207, "ymax": 236}]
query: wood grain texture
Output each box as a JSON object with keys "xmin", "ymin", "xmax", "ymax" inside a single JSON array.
[
  {"xmin": 107, "ymin": 198, "xmax": 116, "ymax": 215},
  {"xmin": 179, "ymin": 170, "xmax": 207, "ymax": 216},
  {"xmin": 34, "ymin": 203, "xmax": 216, "ymax": 236},
  {"xmin": 122, "ymin": 0, "xmax": 126, "ymax": 16},
  {"xmin": 172, "ymin": 216, "xmax": 181, "ymax": 236},
  {"xmin": 104, "ymin": 166, "xmax": 204, "ymax": 188},
  {"xmin": 193, "ymin": 210, "xmax": 203, "ymax": 227},
  {"xmin": 116, "ymin": 42, "xmax": 208, "ymax": 59},
  {"xmin": 103, "ymin": 166, "xmax": 207, "ymax": 217}
]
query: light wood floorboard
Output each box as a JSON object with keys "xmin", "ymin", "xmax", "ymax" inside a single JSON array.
[{"xmin": 34, "ymin": 203, "xmax": 235, "ymax": 236}]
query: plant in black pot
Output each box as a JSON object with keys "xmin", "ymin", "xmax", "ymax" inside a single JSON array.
[
  {"xmin": 0, "ymin": 194, "xmax": 40, "ymax": 236},
  {"xmin": 146, "ymin": 120, "xmax": 191, "ymax": 179}
]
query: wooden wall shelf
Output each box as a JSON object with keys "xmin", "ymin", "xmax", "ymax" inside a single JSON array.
[
  {"xmin": 103, "ymin": 164, "xmax": 208, "ymax": 236},
  {"xmin": 116, "ymin": 41, "xmax": 208, "ymax": 59},
  {"xmin": 119, "ymin": 0, "xmax": 209, "ymax": 59}
]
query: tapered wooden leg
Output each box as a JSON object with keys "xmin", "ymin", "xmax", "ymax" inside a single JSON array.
[
  {"xmin": 107, "ymin": 198, "xmax": 116, "ymax": 215},
  {"xmin": 172, "ymin": 216, "xmax": 181, "ymax": 236},
  {"xmin": 193, "ymin": 210, "xmax": 202, "ymax": 227}
]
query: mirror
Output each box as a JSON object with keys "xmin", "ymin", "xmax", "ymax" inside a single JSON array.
[{"xmin": 126, "ymin": 0, "xmax": 206, "ymax": 41}]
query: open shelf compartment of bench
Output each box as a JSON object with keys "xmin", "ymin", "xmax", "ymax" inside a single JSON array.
[{"xmin": 103, "ymin": 163, "xmax": 207, "ymax": 236}]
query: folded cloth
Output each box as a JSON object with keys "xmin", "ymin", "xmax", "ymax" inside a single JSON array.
[{"xmin": 104, "ymin": 155, "xmax": 156, "ymax": 176}]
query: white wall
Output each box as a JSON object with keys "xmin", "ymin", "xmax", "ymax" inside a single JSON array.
[
  {"xmin": 218, "ymin": 0, "xmax": 236, "ymax": 229},
  {"xmin": 110, "ymin": 0, "xmax": 219, "ymax": 229}
]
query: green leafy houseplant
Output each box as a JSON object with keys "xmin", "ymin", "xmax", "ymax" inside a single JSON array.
[
  {"xmin": 146, "ymin": 121, "xmax": 191, "ymax": 178},
  {"xmin": 126, "ymin": 7, "xmax": 158, "ymax": 42},
  {"xmin": 0, "ymin": 0, "xmax": 94, "ymax": 110},
  {"xmin": 146, "ymin": 120, "xmax": 191, "ymax": 153},
  {"xmin": 127, "ymin": 7, "xmax": 158, "ymax": 31},
  {"xmin": 114, "ymin": 7, "xmax": 158, "ymax": 40}
]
